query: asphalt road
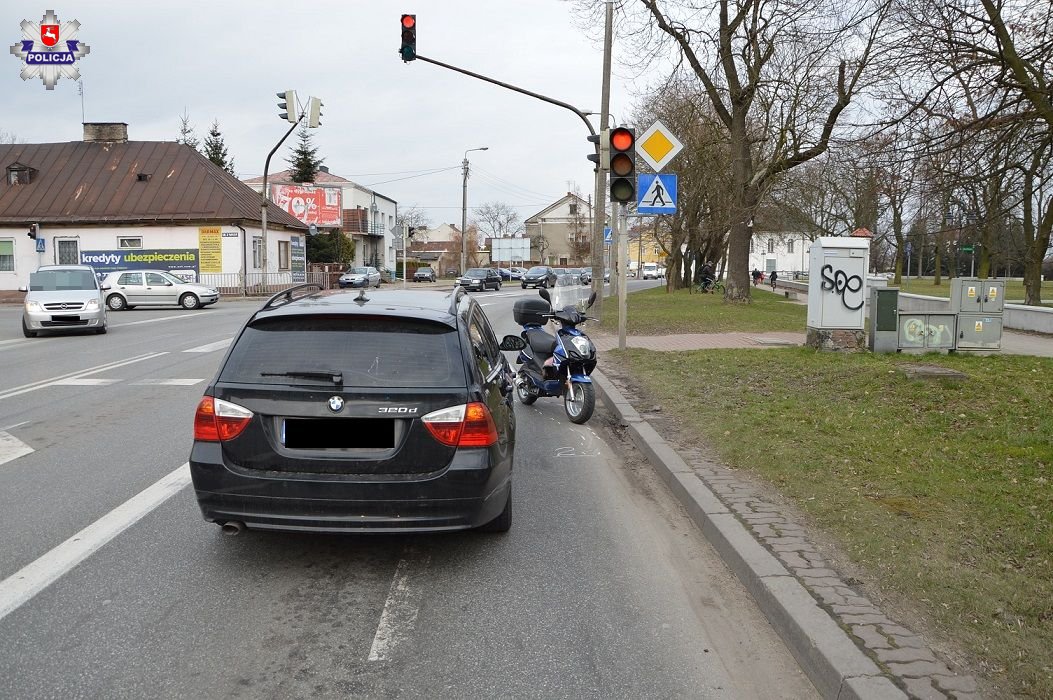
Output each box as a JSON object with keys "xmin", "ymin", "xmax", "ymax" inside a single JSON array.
[{"xmin": 0, "ymin": 287, "xmax": 816, "ymax": 699}]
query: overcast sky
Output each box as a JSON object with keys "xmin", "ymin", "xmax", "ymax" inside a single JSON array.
[{"xmin": 3, "ymin": 1, "xmax": 650, "ymax": 228}]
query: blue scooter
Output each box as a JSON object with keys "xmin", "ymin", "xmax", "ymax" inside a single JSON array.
[{"xmin": 509, "ymin": 288, "xmax": 598, "ymax": 424}]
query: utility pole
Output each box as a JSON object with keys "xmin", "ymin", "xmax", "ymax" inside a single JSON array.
[
  {"xmin": 461, "ymin": 147, "xmax": 488, "ymax": 274},
  {"xmin": 593, "ymin": 0, "xmax": 614, "ymax": 320}
]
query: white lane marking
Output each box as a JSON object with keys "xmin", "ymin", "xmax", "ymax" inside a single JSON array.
[
  {"xmin": 0, "ymin": 339, "xmax": 24, "ymax": 348},
  {"xmin": 182, "ymin": 338, "xmax": 232, "ymax": 353},
  {"xmin": 0, "ymin": 352, "xmax": 168, "ymax": 402},
  {"xmin": 0, "ymin": 431, "xmax": 34, "ymax": 467},
  {"xmin": 110, "ymin": 312, "xmax": 207, "ymax": 328},
  {"xmin": 0, "ymin": 421, "xmax": 28, "ymax": 432},
  {"xmin": 0, "ymin": 463, "xmax": 191, "ymax": 623},
  {"xmin": 46, "ymin": 378, "xmax": 120, "ymax": 387},
  {"xmin": 368, "ymin": 554, "xmax": 430, "ymax": 662},
  {"xmin": 130, "ymin": 378, "xmax": 205, "ymax": 386}
]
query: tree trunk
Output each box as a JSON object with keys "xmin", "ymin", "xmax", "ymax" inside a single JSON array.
[
  {"xmin": 724, "ymin": 118, "xmax": 755, "ymax": 302},
  {"xmin": 1024, "ymin": 198, "xmax": 1053, "ymax": 305}
]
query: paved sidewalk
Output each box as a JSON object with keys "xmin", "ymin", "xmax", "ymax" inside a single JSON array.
[{"xmin": 593, "ymin": 368, "xmax": 982, "ymax": 699}]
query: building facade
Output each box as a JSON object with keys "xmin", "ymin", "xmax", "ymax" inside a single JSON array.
[
  {"xmin": 1, "ymin": 123, "xmax": 307, "ymax": 291},
  {"xmin": 524, "ymin": 192, "xmax": 595, "ymax": 266},
  {"xmin": 749, "ymin": 230, "xmax": 810, "ymax": 275}
]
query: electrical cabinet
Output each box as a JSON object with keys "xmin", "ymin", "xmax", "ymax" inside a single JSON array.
[
  {"xmin": 950, "ymin": 278, "xmax": 1004, "ymax": 314},
  {"xmin": 806, "ymin": 237, "xmax": 870, "ymax": 330},
  {"xmin": 898, "ymin": 313, "xmax": 957, "ymax": 352},
  {"xmin": 956, "ymin": 315, "xmax": 1003, "ymax": 350},
  {"xmin": 868, "ymin": 287, "xmax": 899, "ymax": 353}
]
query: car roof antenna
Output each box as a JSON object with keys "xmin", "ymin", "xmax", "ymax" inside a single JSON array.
[{"xmin": 354, "ymin": 287, "xmax": 369, "ymax": 305}]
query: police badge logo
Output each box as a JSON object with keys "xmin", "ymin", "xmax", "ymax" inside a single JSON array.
[{"xmin": 9, "ymin": 10, "xmax": 90, "ymax": 90}]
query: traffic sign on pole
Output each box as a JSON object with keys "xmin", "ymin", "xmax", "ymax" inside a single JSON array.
[
  {"xmin": 637, "ymin": 120, "xmax": 683, "ymax": 172},
  {"xmin": 637, "ymin": 173, "xmax": 677, "ymax": 215}
]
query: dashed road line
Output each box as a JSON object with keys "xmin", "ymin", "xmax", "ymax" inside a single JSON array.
[
  {"xmin": 110, "ymin": 313, "xmax": 207, "ymax": 328},
  {"xmin": 182, "ymin": 338, "xmax": 232, "ymax": 353},
  {"xmin": 367, "ymin": 554, "xmax": 430, "ymax": 662},
  {"xmin": 130, "ymin": 378, "xmax": 205, "ymax": 386},
  {"xmin": 0, "ymin": 352, "xmax": 168, "ymax": 402}
]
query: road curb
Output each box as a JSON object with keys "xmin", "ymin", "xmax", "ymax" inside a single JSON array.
[{"xmin": 592, "ymin": 369, "xmax": 906, "ymax": 700}]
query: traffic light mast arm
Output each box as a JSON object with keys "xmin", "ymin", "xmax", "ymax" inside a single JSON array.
[
  {"xmin": 413, "ymin": 54, "xmax": 597, "ymax": 139},
  {"xmin": 260, "ymin": 108, "xmax": 306, "ymax": 273}
]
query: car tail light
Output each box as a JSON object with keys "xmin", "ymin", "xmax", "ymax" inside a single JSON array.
[
  {"xmin": 194, "ymin": 396, "xmax": 253, "ymax": 441},
  {"xmin": 421, "ymin": 402, "xmax": 498, "ymax": 447}
]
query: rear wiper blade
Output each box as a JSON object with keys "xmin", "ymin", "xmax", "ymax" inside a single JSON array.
[{"xmin": 260, "ymin": 370, "xmax": 343, "ymax": 384}]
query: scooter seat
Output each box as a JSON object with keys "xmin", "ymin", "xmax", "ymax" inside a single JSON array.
[{"xmin": 525, "ymin": 328, "xmax": 557, "ymax": 356}]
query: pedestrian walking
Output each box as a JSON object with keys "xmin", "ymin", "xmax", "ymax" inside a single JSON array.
[{"xmin": 752, "ymin": 268, "xmax": 761, "ymax": 287}]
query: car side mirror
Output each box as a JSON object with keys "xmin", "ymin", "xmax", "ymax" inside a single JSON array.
[
  {"xmin": 587, "ymin": 291, "xmax": 597, "ymax": 308},
  {"xmin": 101, "ymin": 285, "xmax": 111, "ymax": 292},
  {"xmin": 539, "ymin": 288, "xmax": 551, "ymax": 303},
  {"xmin": 18, "ymin": 285, "xmax": 28, "ymax": 292},
  {"xmin": 499, "ymin": 335, "xmax": 526, "ymax": 351}
]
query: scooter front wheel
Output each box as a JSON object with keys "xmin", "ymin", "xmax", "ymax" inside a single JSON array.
[
  {"xmin": 564, "ymin": 381, "xmax": 595, "ymax": 424},
  {"xmin": 516, "ymin": 371, "xmax": 539, "ymax": 405}
]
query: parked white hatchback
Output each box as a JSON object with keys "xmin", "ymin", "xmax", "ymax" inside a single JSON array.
[
  {"xmin": 20, "ymin": 264, "xmax": 108, "ymax": 337},
  {"xmin": 101, "ymin": 270, "xmax": 219, "ymax": 311}
]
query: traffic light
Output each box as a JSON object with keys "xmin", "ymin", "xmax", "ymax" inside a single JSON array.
[
  {"xmin": 609, "ymin": 126, "xmax": 636, "ymax": 203},
  {"xmin": 307, "ymin": 96, "xmax": 323, "ymax": 128},
  {"xmin": 277, "ymin": 90, "xmax": 297, "ymax": 123},
  {"xmin": 400, "ymin": 14, "xmax": 416, "ymax": 62},
  {"xmin": 27, "ymin": 223, "xmax": 37, "ymax": 239},
  {"xmin": 407, "ymin": 226, "xmax": 416, "ymax": 239},
  {"xmin": 586, "ymin": 129, "xmax": 609, "ymax": 168}
]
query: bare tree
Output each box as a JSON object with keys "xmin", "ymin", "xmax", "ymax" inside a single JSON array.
[
  {"xmin": 396, "ymin": 206, "xmax": 431, "ymax": 241},
  {"xmin": 619, "ymin": 0, "xmax": 888, "ymax": 301},
  {"xmin": 473, "ymin": 201, "xmax": 524, "ymax": 239}
]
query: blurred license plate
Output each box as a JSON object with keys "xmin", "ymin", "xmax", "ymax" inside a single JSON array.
[{"xmin": 282, "ymin": 418, "xmax": 394, "ymax": 449}]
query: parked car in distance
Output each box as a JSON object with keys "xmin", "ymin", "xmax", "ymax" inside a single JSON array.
[
  {"xmin": 338, "ymin": 266, "xmax": 381, "ymax": 289},
  {"xmin": 498, "ymin": 267, "xmax": 526, "ymax": 281},
  {"xmin": 20, "ymin": 264, "xmax": 108, "ymax": 337},
  {"xmin": 188, "ymin": 285, "xmax": 516, "ymax": 534},
  {"xmin": 521, "ymin": 265, "xmax": 558, "ymax": 289},
  {"xmin": 580, "ymin": 268, "xmax": 593, "ymax": 285},
  {"xmin": 456, "ymin": 268, "xmax": 502, "ymax": 291},
  {"xmin": 413, "ymin": 266, "xmax": 437, "ymax": 282},
  {"xmin": 101, "ymin": 269, "xmax": 219, "ymax": 311}
]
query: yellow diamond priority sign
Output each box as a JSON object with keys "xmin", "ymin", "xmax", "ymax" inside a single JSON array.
[{"xmin": 638, "ymin": 120, "xmax": 683, "ymax": 172}]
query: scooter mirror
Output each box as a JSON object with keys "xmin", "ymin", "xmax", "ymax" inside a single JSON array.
[
  {"xmin": 539, "ymin": 288, "xmax": 551, "ymax": 303},
  {"xmin": 499, "ymin": 334, "xmax": 527, "ymax": 351},
  {"xmin": 587, "ymin": 291, "xmax": 597, "ymax": 308}
]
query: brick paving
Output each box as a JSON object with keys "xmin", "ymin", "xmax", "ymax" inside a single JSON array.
[{"xmin": 599, "ymin": 333, "xmax": 984, "ymax": 699}]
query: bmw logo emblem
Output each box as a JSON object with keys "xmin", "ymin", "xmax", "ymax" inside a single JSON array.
[{"xmin": 327, "ymin": 396, "xmax": 344, "ymax": 412}]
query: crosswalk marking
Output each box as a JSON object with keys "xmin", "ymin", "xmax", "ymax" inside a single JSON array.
[
  {"xmin": 130, "ymin": 378, "xmax": 205, "ymax": 386},
  {"xmin": 46, "ymin": 378, "xmax": 120, "ymax": 387},
  {"xmin": 183, "ymin": 338, "xmax": 232, "ymax": 353}
]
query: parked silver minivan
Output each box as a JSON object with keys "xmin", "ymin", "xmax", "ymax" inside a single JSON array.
[{"xmin": 19, "ymin": 265, "xmax": 108, "ymax": 337}]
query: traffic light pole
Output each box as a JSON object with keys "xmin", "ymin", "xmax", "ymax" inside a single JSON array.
[{"xmin": 260, "ymin": 112, "xmax": 304, "ymax": 282}]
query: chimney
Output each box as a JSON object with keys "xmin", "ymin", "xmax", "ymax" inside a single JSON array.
[
  {"xmin": 82, "ymin": 122, "xmax": 129, "ymax": 143},
  {"xmin": 318, "ymin": 165, "xmax": 330, "ymax": 173}
]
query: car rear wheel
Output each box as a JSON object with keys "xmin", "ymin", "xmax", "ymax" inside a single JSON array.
[
  {"xmin": 521, "ymin": 283, "xmax": 526, "ymax": 289},
  {"xmin": 106, "ymin": 294, "xmax": 127, "ymax": 311},
  {"xmin": 22, "ymin": 318, "xmax": 37, "ymax": 338},
  {"xmin": 477, "ymin": 490, "xmax": 511, "ymax": 533},
  {"xmin": 180, "ymin": 293, "xmax": 200, "ymax": 310}
]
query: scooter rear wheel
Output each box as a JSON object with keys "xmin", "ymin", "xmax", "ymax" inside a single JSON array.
[
  {"xmin": 515, "ymin": 371, "xmax": 538, "ymax": 405},
  {"xmin": 564, "ymin": 381, "xmax": 595, "ymax": 424}
]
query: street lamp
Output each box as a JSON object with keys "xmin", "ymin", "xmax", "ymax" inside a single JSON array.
[{"xmin": 461, "ymin": 146, "xmax": 489, "ymax": 274}]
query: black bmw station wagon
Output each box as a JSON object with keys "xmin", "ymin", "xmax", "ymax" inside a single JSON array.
[{"xmin": 189, "ymin": 285, "xmax": 516, "ymax": 534}]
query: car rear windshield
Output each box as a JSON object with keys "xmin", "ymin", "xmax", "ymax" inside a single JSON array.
[
  {"xmin": 29, "ymin": 270, "xmax": 97, "ymax": 291},
  {"xmin": 219, "ymin": 315, "xmax": 465, "ymax": 388}
]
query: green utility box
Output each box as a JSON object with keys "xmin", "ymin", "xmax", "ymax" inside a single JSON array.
[
  {"xmin": 868, "ymin": 287, "xmax": 899, "ymax": 353},
  {"xmin": 950, "ymin": 278, "xmax": 1005, "ymax": 314}
]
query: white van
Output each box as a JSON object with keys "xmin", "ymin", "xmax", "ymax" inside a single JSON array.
[{"xmin": 641, "ymin": 262, "xmax": 660, "ymax": 280}]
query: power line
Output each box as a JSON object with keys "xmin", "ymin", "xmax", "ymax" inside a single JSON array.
[
  {"xmin": 363, "ymin": 166, "xmax": 460, "ymax": 187},
  {"xmin": 473, "ymin": 166, "xmax": 561, "ymax": 200}
]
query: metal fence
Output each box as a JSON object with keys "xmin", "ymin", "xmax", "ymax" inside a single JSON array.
[{"xmin": 199, "ymin": 272, "xmax": 336, "ymax": 297}]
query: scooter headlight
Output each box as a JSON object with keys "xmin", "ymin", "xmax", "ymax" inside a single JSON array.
[{"xmin": 569, "ymin": 336, "xmax": 593, "ymax": 356}]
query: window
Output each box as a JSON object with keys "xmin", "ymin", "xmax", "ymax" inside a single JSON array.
[
  {"xmin": 278, "ymin": 240, "xmax": 291, "ymax": 270},
  {"xmin": 6, "ymin": 165, "xmax": 34, "ymax": 185},
  {"xmin": 117, "ymin": 272, "xmax": 143, "ymax": 286},
  {"xmin": 468, "ymin": 307, "xmax": 501, "ymax": 378},
  {"xmin": 56, "ymin": 239, "xmax": 79, "ymax": 265},
  {"xmin": 787, "ymin": 240, "xmax": 794, "ymax": 254},
  {"xmin": 569, "ymin": 202, "xmax": 577, "ymax": 215},
  {"xmin": 118, "ymin": 236, "xmax": 142, "ymax": 249},
  {"xmin": 0, "ymin": 239, "xmax": 13, "ymax": 272},
  {"xmin": 654, "ymin": 245, "xmax": 660, "ymax": 255},
  {"xmin": 252, "ymin": 237, "xmax": 262, "ymax": 269},
  {"xmin": 767, "ymin": 239, "xmax": 774, "ymax": 254},
  {"xmin": 146, "ymin": 272, "xmax": 168, "ymax": 286}
]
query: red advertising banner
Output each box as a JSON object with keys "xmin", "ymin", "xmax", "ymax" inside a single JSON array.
[{"xmin": 269, "ymin": 184, "xmax": 343, "ymax": 227}]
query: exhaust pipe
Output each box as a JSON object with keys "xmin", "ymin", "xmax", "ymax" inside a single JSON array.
[{"xmin": 221, "ymin": 521, "xmax": 246, "ymax": 536}]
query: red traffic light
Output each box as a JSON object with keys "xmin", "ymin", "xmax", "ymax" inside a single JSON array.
[
  {"xmin": 401, "ymin": 14, "xmax": 416, "ymax": 29},
  {"xmin": 610, "ymin": 127, "xmax": 634, "ymax": 151}
]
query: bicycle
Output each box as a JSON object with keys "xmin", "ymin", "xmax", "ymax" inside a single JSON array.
[{"xmin": 697, "ymin": 278, "xmax": 724, "ymax": 294}]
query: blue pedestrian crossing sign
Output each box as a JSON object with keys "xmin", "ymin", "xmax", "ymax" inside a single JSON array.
[
  {"xmin": 604, "ymin": 227, "xmax": 612, "ymax": 244},
  {"xmin": 35, "ymin": 237, "xmax": 45, "ymax": 253},
  {"xmin": 637, "ymin": 173, "xmax": 677, "ymax": 215}
]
